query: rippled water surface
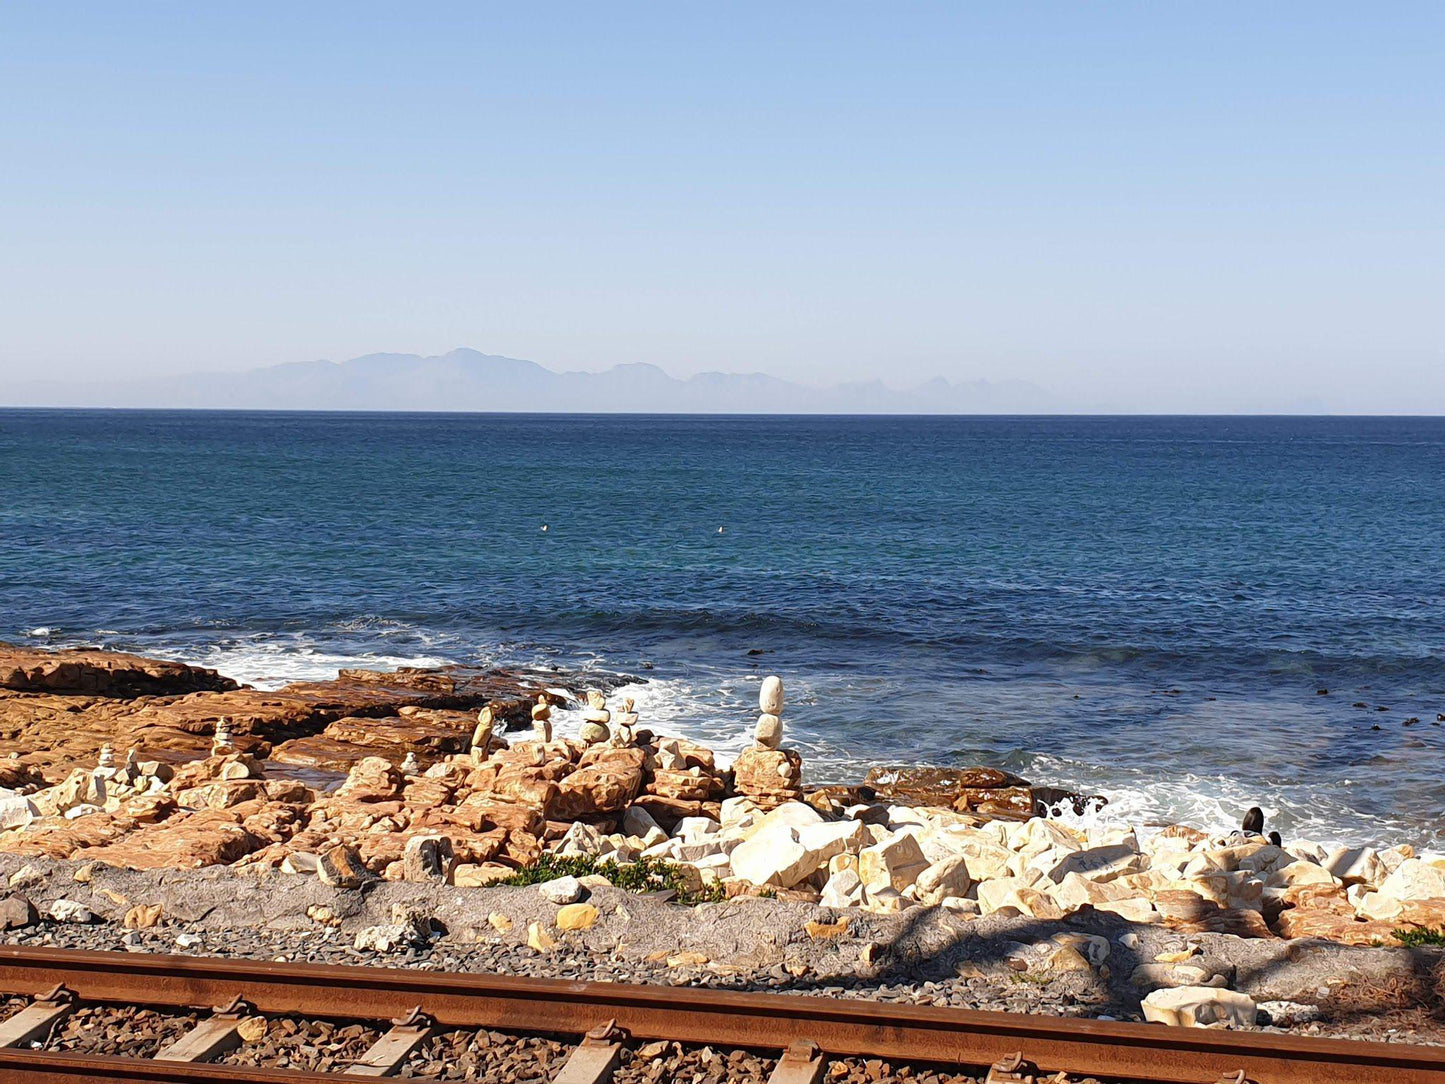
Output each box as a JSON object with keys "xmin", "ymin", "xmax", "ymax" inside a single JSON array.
[{"xmin": 2, "ymin": 410, "xmax": 1443, "ymax": 846}]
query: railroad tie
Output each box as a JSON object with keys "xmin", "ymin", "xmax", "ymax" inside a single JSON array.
[
  {"xmin": 552, "ymin": 1019, "xmax": 626, "ymax": 1084},
  {"xmin": 153, "ymin": 994, "xmax": 253, "ymax": 1063},
  {"xmin": 345, "ymin": 1006, "xmax": 436, "ymax": 1077},
  {"xmin": 0, "ymin": 985, "xmax": 76, "ymax": 1048},
  {"xmin": 768, "ymin": 1039, "xmax": 827, "ymax": 1084}
]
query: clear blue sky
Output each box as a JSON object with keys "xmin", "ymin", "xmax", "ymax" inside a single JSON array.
[{"xmin": 2, "ymin": 3, "xmax": 1441, "ymax": 411}]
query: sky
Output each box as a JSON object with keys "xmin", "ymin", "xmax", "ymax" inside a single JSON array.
[{"xmin": 1, "ymin": 3, "xmax": 1442, "ymax": 412}]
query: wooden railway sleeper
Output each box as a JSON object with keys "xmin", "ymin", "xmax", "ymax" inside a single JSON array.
[
  {"xmin": 0, "ymin": 984, "xmax": 76, "ymax": 1048},
  {"xmin": 345, "ymin": 1005, "xmax": 437, "ymax": 1077},
  {"xmin": 153, "ymin": 994, "xmax": 255, "ymax": 1063},
  {"xmin": 553, "ymin": 1018, "xmax": 629, "ymax": 1084}
]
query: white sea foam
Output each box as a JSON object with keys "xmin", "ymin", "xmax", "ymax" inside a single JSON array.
[{"xmin": 173, "ymin": 638, "xmax": 452, "ymax": 691}]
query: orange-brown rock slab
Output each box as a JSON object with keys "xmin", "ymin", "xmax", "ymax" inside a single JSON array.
[{"xmin": 0, "ymin": 642, "xmax": 237, "ymax": 697}]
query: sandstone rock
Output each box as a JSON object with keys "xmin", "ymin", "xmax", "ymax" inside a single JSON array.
[
  {"xmin": 555, "ymin": 902, "xmax": 599, "ymax": 931},
  {"xmin": 453, "ymin": 863, "xmax": 514, "ymax": 888},
  {"xmin": 402, "ymin": 834, "xmax": 454, "ymax": 883},
  {"xmin": 753, "ymin": 713, "xmax": 782, "ymax": 749},
  {"xmin": 731, "ymin": 747, "xmax": 804, "ymax": 807},
  {"xmin": 0, "ymin": 642, "xmax": 237, "ymax": 697},
  {"xmin": 914, "ymin": 855, "xmax": 973, "ymax": 905},
  {"xmin": 1141, "ymin": 986, "xmax": 1256, "ymax": 1028},
  {"xmin": 334, "ymin": 757, "xmax": 405, "ymax": 803},
  {"xmin": 858, "ymin": 832, "xmax": 929, "ymax": 893},
  {"xmin": 0, "ymin": 895, "xmax": 37, "ymax": 929},
  {"xmin": 526, "ymin": 920, "xmax": 557, "ymax": 952},
  {"xmin": 318, "ymin": 844, "xmax": 370, "ymax": 888},
  {"xmin": 553, "ymin": 752, "xmax": 644, "ymax": 820},
  {"xmin": 123, "ymin": 903, "xmax": 164, "ymax": 928}
]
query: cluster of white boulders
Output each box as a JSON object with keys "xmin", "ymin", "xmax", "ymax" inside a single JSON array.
[{"xmin": 575, "ymin": 790, "xmax": 1445, "ymax": 939}]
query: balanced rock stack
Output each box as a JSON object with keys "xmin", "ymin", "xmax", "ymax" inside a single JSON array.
[
  {"xmin": 730, "ymin": 675, "xmax": 804, "ymax": 810},
  {"xmin": 531, "ymin": 695, "xmax": 553, "ymax": 743},
  {"xmin": 610, "ymin": 697, "xmax": 639, "ymax": 746},
  {"xmin": 212, "ymin": 718, "xmax": 236, "ymax": 757},
  {"xmin": 579, "ymin": 691, "xmax": 611, "ymax": 745},
  {"xmin": 470, "ymin": 707, "xmax": 494, "ymax": 763}
]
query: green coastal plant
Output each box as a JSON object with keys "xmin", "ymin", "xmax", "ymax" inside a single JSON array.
[
  {"xmin": 494, "ymin": 853, "xmax": 727, "ymax": 905},
  {"xmin": 1391, "ymin": 926, "xmax": 1445, "ymax": 947}
]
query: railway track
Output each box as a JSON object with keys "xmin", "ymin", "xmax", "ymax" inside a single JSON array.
[{"xmin": 0, "ymin": 945, "xmax": 1440, "ymax": 1084}]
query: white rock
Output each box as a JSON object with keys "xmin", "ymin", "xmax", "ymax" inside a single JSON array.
[
  {"xmin": 47, "ymin": 899, "xmax": 95, "ymax": 924},
  {"xmin": 622, "ymin": 805, "xmax": 662, "ymax": 838},
  {"xmin": 796, "ymin": 819, "xmax": 870, "ymax": 865},
  {"xmin": 353, "ymin": 924, "xmax": 422, "ymax": 953},
  {"xmin": 820, "ymin": 867, "xmax": 865, "ymax": 908},
  {"xmin": 675, "ymin": 816, "xmax": 720, "ymax": 841},
  {"xmin": 729, "ymin": 826, "xmax": 817, "ymax": 888},
  {"xmin": 1376, "ymin": 859, "xmax": 1445, "ymax": 902},
  {"xmin": 537, "ymin": 875, "xmax": 584, "ymax": 904},
  {"xmin": 1324, "ymin": 846, "xmax": 1385, "ymax": 886},
  {"xmin": 0, "ymin": 795, "xmax": 38, "ymax": 832},
  {"xmin": 719, "ymin": 796, "xmax": 762, "ymax": 830},
  {"xmin": 1046, "ymin": 844, "xmax": 1141, "ymax": 884},
  {"xmin": 744, "ymin": 800, "xmax": 823, "ymax": 839},
  {"xmin": 759, "ymin": 675, "xmax": 784, "ymax": 715},
  {"xmin": 1141, "ymin": 986, "xmax": 1257, "ymax": 1028}
]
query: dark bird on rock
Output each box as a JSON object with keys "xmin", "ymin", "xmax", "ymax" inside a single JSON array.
[{"xmin": 1242, "ymin": 806, "xmax": 1265, "ymax": 835}]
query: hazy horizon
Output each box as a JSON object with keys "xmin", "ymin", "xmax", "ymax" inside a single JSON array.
[
  {"xmin": 2, "ymin": 4, "xmax": 1442, "ymax": 413},
  {"xmin": 4, "ymin": 345, "xmax": 1443, "ymax": 416}
]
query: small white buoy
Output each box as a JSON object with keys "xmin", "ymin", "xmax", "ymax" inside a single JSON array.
[
  {"xmin": 540, "ymin": 524, "xmax": 548, "ymax": 532},
  {"xmin": 718, "ymin": 526, "xmax": 725, "ymax": 534}
]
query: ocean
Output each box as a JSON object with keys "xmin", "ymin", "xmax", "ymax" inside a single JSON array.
[{"xmin": 3, "ymin": 409, "xmax": 1443, "ymax": 849}]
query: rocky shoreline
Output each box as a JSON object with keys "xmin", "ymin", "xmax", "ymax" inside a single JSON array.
[{"xmin": 1, "ymin": 641, "xmax": 1444, "ymax": 1039}]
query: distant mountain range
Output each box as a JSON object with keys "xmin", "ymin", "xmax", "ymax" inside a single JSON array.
[{"xmin": 6, "ymin": 349, "xmax": 1057, "ymax": 414}]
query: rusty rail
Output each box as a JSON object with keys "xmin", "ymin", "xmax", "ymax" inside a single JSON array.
[{"xmin": 0, "ymin": 944, "xmax": 1442, "ymax": 1083}]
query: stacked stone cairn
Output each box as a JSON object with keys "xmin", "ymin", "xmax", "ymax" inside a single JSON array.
[
  {"xmin": 610, "ymin": 698, "xmax": 638, "ymax": 746},
  {"xmin": 469, "ymin": 707, "xmax": 494, "ymax": 763},
  {"xmin": 579, "ymin": 691, "xmax": 611, "ymax": 745},
  {"xmin": 729, "ymin": 675, "xmax": 804, "ymax": 809},
  {"xmin": 212, "ymin": 717, "xmax": 236, "ymax": 756},
  {"xmin": 531, "ymin": 695, "xmax": 553, "ymax": 743}
]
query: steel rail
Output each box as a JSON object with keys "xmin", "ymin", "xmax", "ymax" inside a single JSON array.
[{"xmin": 0, "ymin": 945, "xmax": 1442, "ymax": 1084}]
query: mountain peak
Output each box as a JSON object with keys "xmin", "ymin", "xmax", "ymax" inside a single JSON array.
[{"xmin": 3, "ymin": 350, "xmax": 1056, "ymax": 413}]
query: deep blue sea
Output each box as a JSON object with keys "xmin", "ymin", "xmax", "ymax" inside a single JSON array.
[{"xmin": 3, "ymin": 410, "xmax": 1443, "ymax": 848}]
